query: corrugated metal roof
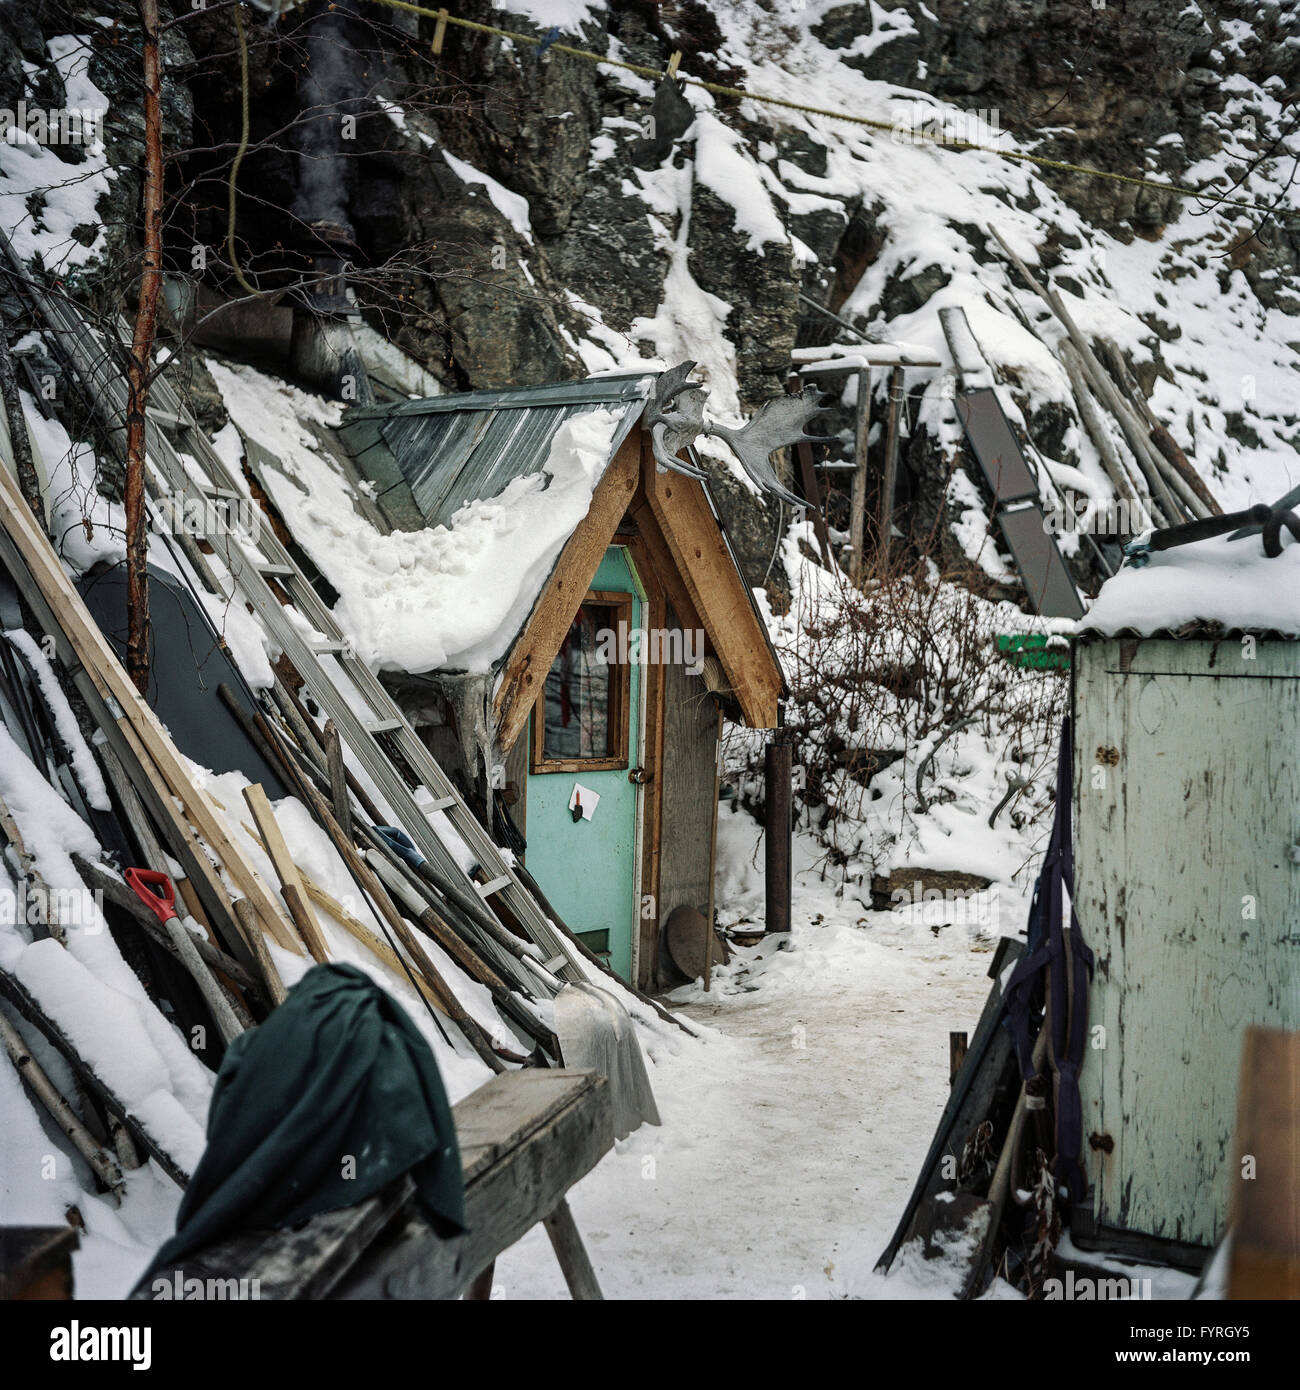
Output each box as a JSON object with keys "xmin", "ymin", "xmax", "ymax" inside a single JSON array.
[{"xmin": 339, "ymin": 374, "xmax": 654, "ymax": 530}]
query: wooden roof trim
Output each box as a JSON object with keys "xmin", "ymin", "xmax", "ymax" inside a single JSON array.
[
  {"xmin": 626, "ymin": 496, "xmax": 706, "ymax": 640},
  {"xmin": 493, "ymin": 426, "xmax": 785, "ymax": 747},
  {"xmin": 639, "ymin": 439, "xmax": 783, "ymax": 729},
  {"xmin": 492, "ymin": 427, "xmax": 641, "ymax": 752}
]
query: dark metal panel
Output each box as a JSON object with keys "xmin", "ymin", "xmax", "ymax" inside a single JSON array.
[
  {"xmin": 997, "ymin": 503, "xmax": 1085, "ymax": 620},
  {"xmin": 957, "ymin": 387, "xmax": 1039, "ymax": 504},
  {"xmin": 78, "ymin": 562, "xmax": 290, "ymax": 797}
]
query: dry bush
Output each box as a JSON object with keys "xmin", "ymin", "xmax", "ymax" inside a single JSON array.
[{"xmin": 727, "ymin": 537, "xmax": 1068, "ymax": 879}]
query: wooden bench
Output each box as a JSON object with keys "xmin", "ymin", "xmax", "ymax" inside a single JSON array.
[{"xmin": 134, "ymin": 1069, "xmax": 613, "ymax": 1301}]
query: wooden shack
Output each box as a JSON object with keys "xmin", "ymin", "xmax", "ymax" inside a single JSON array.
[
  {"xmin": 339, "ymin": 376, "xmax": 785, "ymax": 990},
  {"xmin": 1072, "ymin": 540, "xmax": 1300, "ymax": 1259}
]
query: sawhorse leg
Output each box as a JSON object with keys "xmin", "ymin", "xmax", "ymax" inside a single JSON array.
[{"xmin": 543, "ymin": 1198, "xmax": 603, "ymax": 1300}]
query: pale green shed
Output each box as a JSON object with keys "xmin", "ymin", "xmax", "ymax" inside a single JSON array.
[{"xmin": 1072, "ymin": 533, "xmax": 1300, "ymax": 1259}]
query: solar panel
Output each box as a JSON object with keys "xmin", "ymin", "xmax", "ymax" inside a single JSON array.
[
  {"xmin": 957, "ymin": 388, "xmax": 1039, "ymax": 504},
  {"xmin": 997, "ymin": 503, "xmax": 1085, "ymax": 620}
]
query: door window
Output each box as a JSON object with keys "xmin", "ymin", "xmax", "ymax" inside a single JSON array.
[{"xmin": 532, "ymin": 595, "xmax": 631, "ymax": 771}]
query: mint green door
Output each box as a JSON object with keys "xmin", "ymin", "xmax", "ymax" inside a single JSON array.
[{"xmin": 524, "ymin": 547, "xmax": 643, "ymax": 980}]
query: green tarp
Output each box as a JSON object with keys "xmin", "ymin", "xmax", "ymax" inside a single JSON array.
[{"xmin": 140, "ymin": 963, "xmax": 464, "ymax": 1284}]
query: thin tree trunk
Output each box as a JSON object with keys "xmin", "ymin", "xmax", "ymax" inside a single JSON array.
[
  {"xmin": 124, "ymin": 0, "xmax": 164, "ymax": 696},
  {"xmin": 0, "ymin": 320, "xmax": 43, "ymax": 519}
]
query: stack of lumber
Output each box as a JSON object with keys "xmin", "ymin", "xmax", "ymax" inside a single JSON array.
[{"xmin": 990, "ymin": 226, "xmax": 1221, "ymax": 532}]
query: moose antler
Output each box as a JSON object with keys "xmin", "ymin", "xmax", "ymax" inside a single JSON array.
[
  {"xmin": 645, "ymin": 361, "xmax": 709, "ymax": 478},
  {"xmin": 705, "ymin": 387, "xmax": 830, "ymax": 509}
]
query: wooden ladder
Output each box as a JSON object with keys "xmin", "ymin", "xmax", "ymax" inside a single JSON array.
[{"xmin": 3, "ymin": 242, "xmax": 583, "ymax": 986}]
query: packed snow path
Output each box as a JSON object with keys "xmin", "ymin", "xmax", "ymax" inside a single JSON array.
[{"xmin": 496, "ymin": 828, "xmax": 1002, "ymax": 1300}]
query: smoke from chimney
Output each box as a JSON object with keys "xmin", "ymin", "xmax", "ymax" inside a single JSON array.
[
  {"xmin": 289, "ymin": 3, "xmax": 373, "ymax": 405},
  {"xmin": 292, "ymin": 6, "xmax": 359, "ymax": 239}
]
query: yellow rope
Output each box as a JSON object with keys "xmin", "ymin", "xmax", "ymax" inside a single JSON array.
[{"xmin": 360, "ymin": 0, "xmax": 1297, "ymax": 224}]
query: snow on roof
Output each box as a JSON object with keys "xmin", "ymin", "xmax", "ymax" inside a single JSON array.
[
  {"xmin": 339, "ymin": 374, "xmax": 652, "ymax": 532},
  {"xmin": 206, "ymin": 360, "xmax": 630, "ymax": 674},
  {"xmin": 1078, "ymin": 532, "xmax": 1300, "ymax": 637}
]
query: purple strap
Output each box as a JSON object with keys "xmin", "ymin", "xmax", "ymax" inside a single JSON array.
[{"xmin": 1003, "ymin": 717, "xmax": 1094, "ymax": 1202}]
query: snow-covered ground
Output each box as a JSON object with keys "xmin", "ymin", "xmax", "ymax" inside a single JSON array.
[{"xmin": 494, "ymin": 812, "xmax": 1016, "ymax": 1300}]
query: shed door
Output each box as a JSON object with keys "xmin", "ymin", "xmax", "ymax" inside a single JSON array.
[
  {"xmin": 1075, "ymin": 639, "xmax": 1300, "ymax": 1248},
  {"xmin": 524, "ymin": 547, "xmax": 645, "ymax": 980}
]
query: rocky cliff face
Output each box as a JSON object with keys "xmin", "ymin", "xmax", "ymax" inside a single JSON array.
[{"xmin": 6, "ymin": 0, "xmax": 1300, "ymax": 597}]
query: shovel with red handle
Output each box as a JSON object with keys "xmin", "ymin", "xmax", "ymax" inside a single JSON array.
[{"xmin": 125, "ymin": 868, "xmax": 245, "ymax": 1044}]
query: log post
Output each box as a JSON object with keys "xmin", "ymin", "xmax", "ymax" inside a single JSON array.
[
  {"xmin": 880, "ymin": 366, "xmax": 905, "ymax": 566},
  {"xmin": 785, "ymin": 372, "xmax": 832, "ymax": 567},
  {"xmin": 849, "ymin": 366, "xmax": 871, "ymax": 585},
  {"xmin": 764, "ymin": 742, "xmax": 792, "ymax": 934},
  {"xmin": 704, "ymin": 706, "xmax": 723, "ymax": 992}
]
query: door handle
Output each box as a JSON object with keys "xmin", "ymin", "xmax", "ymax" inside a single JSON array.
[{"xmin": 628, "ymin": 767, "xmax": 651, "ymax": 785}]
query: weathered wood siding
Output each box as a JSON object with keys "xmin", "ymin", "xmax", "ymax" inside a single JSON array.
[
  {"xmin": 1074, "ymin": 638, "xmax": 1300, "ymax": 1249},
  {"xmin": 657, "ymin": 643, "xmax": 720, "ymax": 967},
  {"xmin": 503, "ymin": 731, "xmax": 528, "ymax": 837}
]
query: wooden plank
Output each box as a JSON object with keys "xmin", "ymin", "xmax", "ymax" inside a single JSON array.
[
  {"xmin": 135, "ymin": 1071, "xmax": 612, "ymax": 1301},
  {"xmin": 242, "ymin": 783, "xmax": 330, "ymax": 963},
  {"xmin": 453, "ymin": 1069, "xmax": 599, "ymax": 1167},
  {"xmin": 0, "ymin": 460, "xmax": 303, "ymax": 957},
  {"xmin": 320, "ymin": 720, "xmax": 354, "ymax": 840},
  {"xmin": 494, "ymin": 430, "xmax": 642, "ymax": 752},
  {"xmin": 641, "ymin": 441, "xmax": 783, "ymax": 729},
  {"xmin": 1228, "ymin": 1027, "xmax": 1300, "ymax": 1299},
  {"xmin": 628, "ymin": 496, "xmax": 708, "ymax": 647},
  {"xmin": 626, "ymin": 533, "xmax": 666, "ymax": 992},
  {"xmin": 341, "ymin": 1071, "xmax": 611, "ymax": 1300},
  {"xmin": 291, "ymin": 868, "xmax": 452, "ymax": 1013}
]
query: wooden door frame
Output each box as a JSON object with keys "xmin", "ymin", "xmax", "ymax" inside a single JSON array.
[{"xmin": 622, "ymin": 529, "xmax": 666, "ymax": 992}]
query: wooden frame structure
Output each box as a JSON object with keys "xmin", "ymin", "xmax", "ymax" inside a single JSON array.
[
  {"xmin": 494, "ymin": 427, "xmax": 783, "ymax": 753},
  {"xmin": 488, "ymin": 420, "xmax": 785, "ymax": 988}
]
